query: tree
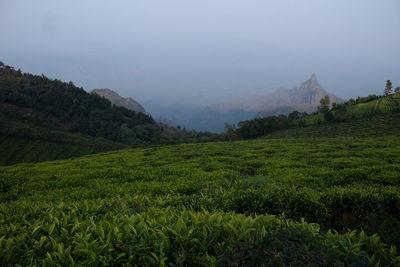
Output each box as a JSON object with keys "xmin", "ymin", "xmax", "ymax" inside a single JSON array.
[
  {"xmin": 288, "ymin": 110, "xmax": 300, "ymax": 120},
  {"xmin": 384, "ymin": 80, "xmax": 392, "ymax": 96},
  {"xmin": 395, "ymin": 86, "xmax": 400, "ymax": 94},
  {"xmin": 224, "ymin": 123, "xmax": 236, "ymax": 141},
  {"xmin": 324, "ymin": 111, "xmax": 334, "ymax": 122},
  {"xmin": 318, "ymin": 95, "xmax": 330, "ymax": 114},
  {"xmin": 346, "ymin": 98, "xmax": 356, "ymax": 106}
]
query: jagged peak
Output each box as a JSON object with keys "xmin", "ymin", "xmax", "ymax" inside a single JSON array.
[{"xmin": 309, "ymin": 73, "xmax": 318, "ymax": 82}]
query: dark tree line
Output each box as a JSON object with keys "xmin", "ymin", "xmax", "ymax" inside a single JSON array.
[{"xmin": 224, "ymin": 112, "xmax": 308, "ymax": 140}]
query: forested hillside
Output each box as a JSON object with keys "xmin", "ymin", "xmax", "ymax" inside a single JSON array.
[
  {"xmin": 0, "ymin": 62, "xmax": 218, "ymax": 165},
  {"xmin": 0, "ymin": 62, "xmax": 158, "ymax": 144}
]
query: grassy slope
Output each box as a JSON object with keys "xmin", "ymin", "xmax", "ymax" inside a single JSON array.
[
  {"xmin": 302, "ymin": 93, "xmax": 400, "ymax": 125},
  {"xmin": 260, "ymin": 94, "xmax": 400, "ymax": 139},
  {"xmin": 0, "ymin": 135, "xmax": 124, "ymax": 166},
  {"xmin": 344, "ymin": 93, "xmax": 400, "ymax": 116},
  {"xmin": 0, "ymin": 107, "xmax": 125, "ymax": 165},
  {"xmin": 1, "ymin": 136, "xmax": 400, "ymax": 265}
]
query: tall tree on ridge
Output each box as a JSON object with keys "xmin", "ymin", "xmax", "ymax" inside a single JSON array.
[
  {"xmin": 318, "ymin": 95, "xmax": 330, "ymax": 114},
  {"xmin": 384, "ymin": 80, "xmax": 392, "ymax": 96}
]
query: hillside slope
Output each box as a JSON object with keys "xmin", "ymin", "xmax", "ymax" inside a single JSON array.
[
  {"xmin": 263, "ymin": 111, "xmax": 400, "ymax": 139},
  {"xmin": 0, "ymin": 63, "xmax": 158, "ymax": 144},
  {"xmin": 0, "ymin": 104, "xmax": 126, "ymax": 165},
  {"xmin": 233, "ymin": 93, "xmax": 400, "ymax": 140},
  {"xmin": 0, "ymin": 62, "xmax": 213, "ymax": 165}
]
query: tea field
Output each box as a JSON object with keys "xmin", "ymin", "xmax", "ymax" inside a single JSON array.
[
  {"xmin": 264, "ymin": 111, "xmax": 400, "ymax": 139},
  {"xmin": 302, "ymin": 93, "xmax": 400, "ymax": 125},
  {"xmin": 1, "ymin": 136, "xmax": 400, "ymax": 265}
]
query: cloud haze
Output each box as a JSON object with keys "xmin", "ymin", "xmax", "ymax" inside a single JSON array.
[{"xmin": 1, "ymin": 0, "xmax": 399, "ymax": 113}]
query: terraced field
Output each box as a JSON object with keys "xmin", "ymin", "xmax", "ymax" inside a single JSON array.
[
  {"xmin": 264, "ymin": 111, "xmax": 400, "ymax": 139},
  {"xmin": 1, "ymin": 136, "xmax": 400, "ymax": 265}
]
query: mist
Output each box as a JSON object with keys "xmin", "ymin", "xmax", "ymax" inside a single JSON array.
[{"xmin": 1, "ymin": 0, "xmax": 399, "ymax": 115}]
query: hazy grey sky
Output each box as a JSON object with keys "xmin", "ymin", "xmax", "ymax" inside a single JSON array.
[{"xmin": 1, "ymin": 0, "xmax": 399, "ymax": 112}]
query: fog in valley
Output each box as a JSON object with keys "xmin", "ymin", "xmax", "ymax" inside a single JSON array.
[{"xmin": 1, "ymin": 0, "xmax": 399, "ymax": 130}]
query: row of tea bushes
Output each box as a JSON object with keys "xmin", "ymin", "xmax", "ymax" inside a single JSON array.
[{"xmin": 1, "ymin": 202, "xmax": 399, "ymax": 266}]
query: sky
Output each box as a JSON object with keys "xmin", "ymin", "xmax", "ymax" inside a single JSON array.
[{"xmin": 1, "ymin": 0, "xmax": 399, "ymax": 113}]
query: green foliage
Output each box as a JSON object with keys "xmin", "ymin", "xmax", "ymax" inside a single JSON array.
[
  {"xmin": 234, "ymin": 94, "xmax": 399, "ymax": 140},
  {"xmin": 263, "ymin": 112, "xmax": 400, "ymax": 139},
  {"xmin": 288, "ymin": 110, "xmax": 300, "ymax": 120},
  {"xmin": 0, "ymin": 63, "xmax": 157, "ymax": 143},
  {"xmin": 235, "ymin": 94, "xmax": 400, "ymax": 139},
  {"xmin": 384, "ymin": 80, "xmax": 393, "ymax": 96},
  {"xmin": 0, "ymin": 63, "xmax": 221, "ymax": 164},
  {"xmin": 0, "ymin": 135, "xmax": 123, "ymax": 165},
  {"xmin": 0, "ymin": 106, "xmax": 126, "ymax": 165},
  {"xmin": 1, "ymin": 136, "xmax": 400, "ymax": 265},
  {"xmin": 0, "ymin": 62, "xmax": 213, "ymax": 146},
  {"xmin": 318, "ymin": 95, "xmax": 330, "ymax": 114},
  {"xmin": 324, "ymin": 110, "xmax": 334, "ymax": 122},
  {"xmin": 237, "ymin": 115, "xmax": 296, "ymax": 139},
  {"xmin": 1, "ymin": 64, "xmax": 400, "ymax": 265}
]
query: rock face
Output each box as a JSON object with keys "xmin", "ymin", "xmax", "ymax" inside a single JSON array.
[
  {"xmin": 293, "ymin": 73, "xmax": 342, "ymax": 106},
  {"xmin": 91, "ymin": 88, "xmax": 146, "ymax": 113}
]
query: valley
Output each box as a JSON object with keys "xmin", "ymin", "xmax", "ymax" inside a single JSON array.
[
  {"xmin": 153, "ymin": 74, "xmax": 345, "ymax": 132},
  {"xmin": 1, "ymin": 63, "xmax": 400, "ymax": 265},
  {"xmin": 1, "ymin": 99, "xmax": 400, "ymax": 264}
]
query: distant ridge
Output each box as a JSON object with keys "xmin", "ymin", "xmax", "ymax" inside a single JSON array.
[
  {"xmin": 91, "ymin": 88, "xmax": 146, "ymax": 113},
  {"xmin": 185, "ymin": 74, "xmax": 345, "ymax": 132}
]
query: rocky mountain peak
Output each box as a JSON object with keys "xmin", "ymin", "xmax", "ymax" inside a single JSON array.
[{"xmin": 309, "ymin": 73, "xmax": 318, "ymax": 82}]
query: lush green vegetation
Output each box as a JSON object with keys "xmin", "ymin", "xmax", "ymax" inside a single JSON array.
[
  {"xmin": 0, "ymin": 62, "xmax": 219, "ymax": 146},
  {"xmin": 263, "ymin": 111, "xmax": 400, "ymax": 139},
  {"xmin": 0, "ymin": 135, "xmax": 123, "ymax": 166},
  {"xmin": 1, "ymin": 136, "xmax": 400, "ymax": 265},
  {"xmin": 1, "ymin": 62, "xmax": 399, "ymax": 264},
  {"xmin": 0, "ymin": 62, "xmax": 221, "ymax": 165},
  {"xmin": 0, "ymin": 63, "xmax": 159, "ymax": 144},
  {"xmin": 0, "ymin": 103, "xmax": 126, "ymax": 165}
]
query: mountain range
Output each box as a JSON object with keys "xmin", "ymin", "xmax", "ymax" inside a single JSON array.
[{"xmin": 174, "ymin": 74, "xmax": 344, "ymax": 132}]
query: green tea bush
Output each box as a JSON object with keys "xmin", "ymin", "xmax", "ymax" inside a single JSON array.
[{"xmin": 1, "ymin": 136, "xmax": 400, "ymax": 264}]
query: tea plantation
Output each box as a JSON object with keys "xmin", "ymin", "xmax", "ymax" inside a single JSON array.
[{"xmin": 1, "ymin": 135, "xmax": 400, "ymax": 265}]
